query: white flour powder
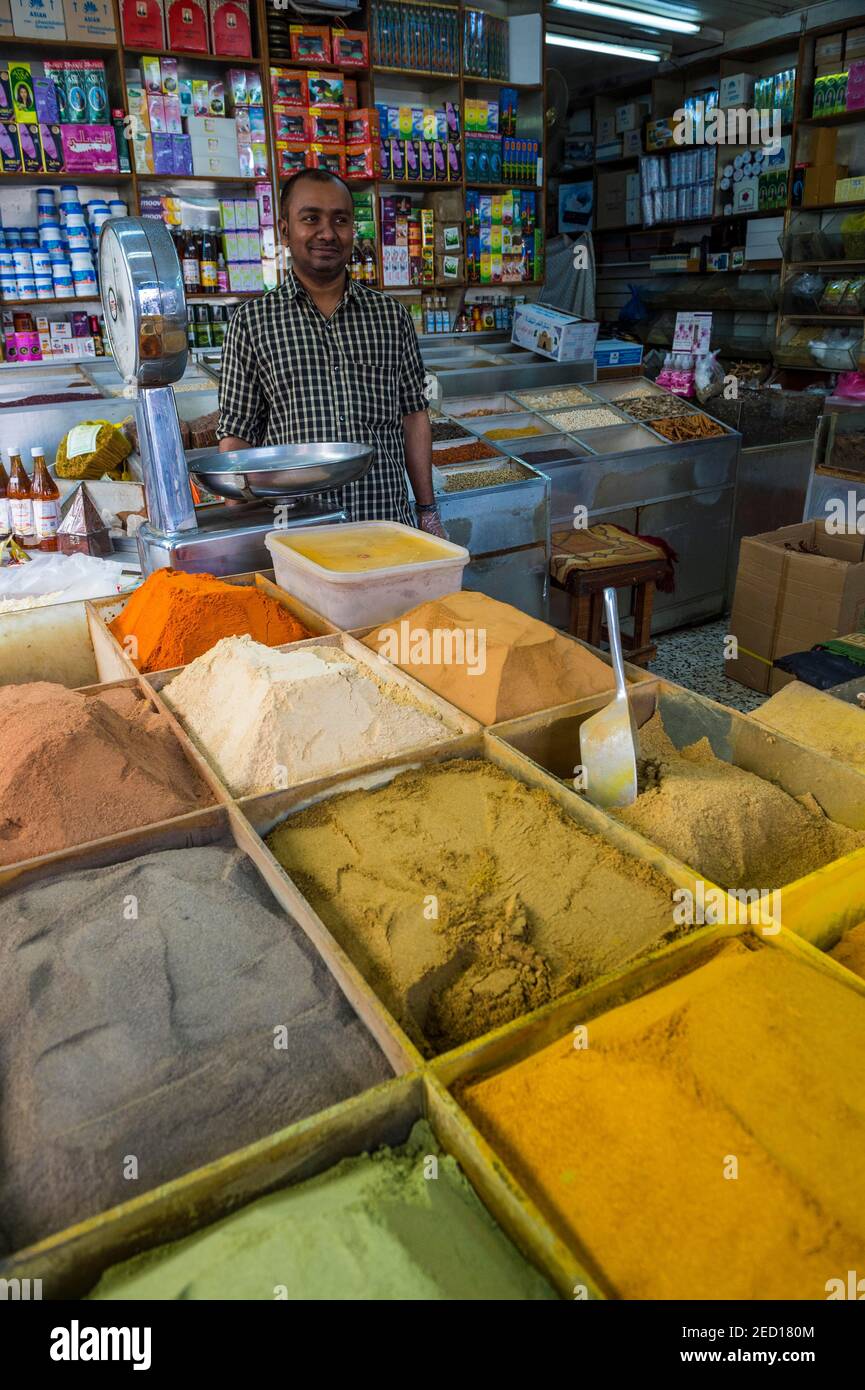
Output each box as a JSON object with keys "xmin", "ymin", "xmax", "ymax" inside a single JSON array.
[{"xmin": 161, "ymin": 635, "xmax": 455, "ymax": 795}]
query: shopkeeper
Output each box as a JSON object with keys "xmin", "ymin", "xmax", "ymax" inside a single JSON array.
[{"xmin": 217, "ymin": 168, "xmax": 445, "ymax": 537}]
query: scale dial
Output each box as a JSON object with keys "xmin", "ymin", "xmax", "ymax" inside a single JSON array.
[{"xmin": 98, "ymin": 217, "xmax": 188, "ymax": 388}]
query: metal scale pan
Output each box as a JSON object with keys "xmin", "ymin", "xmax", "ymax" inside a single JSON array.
[{"xmin": 98, "ymin": 218, "xmax": 373, "ymax": 575}]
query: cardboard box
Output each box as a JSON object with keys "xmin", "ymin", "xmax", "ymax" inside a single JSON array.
[
  {"xmin": 511, "ymin": 302, "xmax": 599, "ymax": 362},
  {"xmin": 271, "ymin": 68, "xmax": 307, "ymax": 107},
  {"xmin": 597, "ymin": 114, "xmax": 615, "ymax": 143},
  {"xmin": 272, "ymin": 106, "xmax": 308, "ymax": 142},
  {"xmin": 836, "ymin": 174, "xmax": 865, "ymax": 202},
  {"xmin": 0, "ymin": 0, "xmax": 12, "ymax": 36},
  {"xmin": 804, "ymin": 163, "xmax": 848, "ymax": 205},
  {"xmin": 209, "ymin": 0, "xmax": 250, "ymax": 57},
  {"xmin": 166, "ymin": 0, "xmax": 208, "ymax": 51},
  {"xmin": 594, "ymin": 337, "xmax": 643, "ymax": 368},
  {"xmin": 622, "ymin": 128, "xmax": 642, "ymax": 157},
  {"xmin": 332, "ymin": 29, "xmax": 367, "ymax": 68},
  {"xmin": 60, "ymin": 122, "xmax": 117, "ymax": 172},
  {"xmin": 815, "ymin": 32, "xmax": 844, "ymax": 67},
  {"xmin": 63, "ymin": 0, "xmax": 114, "ymax": 41},
  {"xmin": 615, "ymin": 101, "xmax": 640, "ymax": 133},
  {"xmin": 720, "ymin": 72, "xmax": 754, "ymax": 107},
  {"xmin": 596, "ymin": 169, "xmax": 628, "ymax": 230},
  {"xmin": 846, "ymin": 26, "xmax": 865, "ymax": 62},
  {"xmin": 812, "ymin": 126, "xmax": 838, "ymax": 163},
  {"xmin": 11, "ymin": 0, "xmax": 65, "ymax": 37},
  {"xmin": 289, "ymin": 24, "xmax": 330, "ymax": 65},
  {"xmin": 120, "ymin": 0, "xmax": 164, "ymax": 47},
  {"xmin": 728, "ymin": 520, "xmax": 865, "ymax": 694}
]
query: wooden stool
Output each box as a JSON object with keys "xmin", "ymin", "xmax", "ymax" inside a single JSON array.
[{"xmin": 553, "ymin": 555, "xmax": 669, "ymax": 667}]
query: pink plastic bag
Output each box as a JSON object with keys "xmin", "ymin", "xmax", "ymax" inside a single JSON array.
[{"xmin": 836, "ymin": 371, "xmax": 865, "ymax": 400}]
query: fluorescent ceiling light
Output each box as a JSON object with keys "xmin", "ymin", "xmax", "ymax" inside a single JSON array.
[
  {"xmin": 545, "ymin": 31, "xmax": 662, "ymax": 60},
  {"xmin": 551, "ymin": 1, "xmax": 699, "ymax": 34}
]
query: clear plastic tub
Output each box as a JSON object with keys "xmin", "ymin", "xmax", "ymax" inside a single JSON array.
[{"xmin": 264, "ymin": 523, "xmax": 470, "ymax": 629}]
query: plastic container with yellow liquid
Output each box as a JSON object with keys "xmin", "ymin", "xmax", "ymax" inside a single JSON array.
[{"xmin": 264, "ymin": 522, "xmax": 470, "ymax": 628}]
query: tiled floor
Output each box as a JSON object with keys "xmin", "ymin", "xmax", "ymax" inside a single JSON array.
[{"xmin": 648, "ymin": 618, "xmax": 768, "ymax": 713}]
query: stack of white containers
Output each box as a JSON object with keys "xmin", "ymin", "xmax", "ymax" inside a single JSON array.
[{"xmin": 0, "ymin": 187, "xmax": 128, "ymax": 304}]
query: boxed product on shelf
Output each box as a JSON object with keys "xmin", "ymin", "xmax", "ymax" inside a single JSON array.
[
  {"xmin": 275, "ymin": 141, "xmax": 309, "ymax": 176},
  {"xmin": 345, "ymin": 107, "xmax": 379, "ymax": 146},
  {"xmin": 308, "ymin": 107, "xmax": 344, "ymax": 144},
  {"xmin": 463, "ymin": 7, "xmax": 508, "ymax": 80},
  {"xmin": 10, "ymin": 0, "xmax": 65, "ymax": 38},
  {"xmin": 63, "ymin": 0, "xmax": 115, "ymax": 41},
  {"xmin": 370, "ymin": 1, "xmax": 459, "ymax": 73},
  {"xmin": 512, "ymin": 303, "xmax": 598, "ymax": 362},
  {"xmin": 309, "ymin": 144, "xmax": 345, "ymax": 176},
  {"xmin": 345, "ymin": 145, "xmax": 378, "ymax": 180},
  {"xmin": 273, "ymin": 106, "xmax": 309, "ymax": 142},
  {"xmin": 120, "ymin": 0, "xmax": 165, "ymax": 48},
  {"xmin": 208, "ymin": 0, "xmax": 251, "ymax": 58},
  {"xmin": 60, "ymin": 124, "xmax": 118, "ymax": 173},
  {"xmin": 289, "ymin": 24, "xmax": 331, "ymax": 66},
  {"xmin": 307, "ymin": 71, "xmax": 343, "ymax": 108},
  {"xmin": 332, "ymin": 29, "xmax": 368, "ymax": 69},
  {"xmin": 271, "ymin": 69, "xmax": 309, "ymax": 108},
  {"xmin": 166, "ymin": 0, "xmax": 208, "ymax": 52}
]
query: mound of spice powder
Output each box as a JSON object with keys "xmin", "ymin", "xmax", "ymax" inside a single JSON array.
[
  {"xmin": 0, "ymin": 682, "xmax": 212, "ymax": 866},
  {"xmin": 109, "ymin": 570, "xmax": 311, "ymax": 673}
]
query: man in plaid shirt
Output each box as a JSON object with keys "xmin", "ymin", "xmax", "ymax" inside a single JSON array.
[{"xmin": 217, "ymin": 168, "xmax": 445, "ymax": 536}]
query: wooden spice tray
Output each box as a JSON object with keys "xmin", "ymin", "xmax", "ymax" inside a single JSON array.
[{"xmin": 491, "ymin": 678, "xmax": 865, "ymax": 951}]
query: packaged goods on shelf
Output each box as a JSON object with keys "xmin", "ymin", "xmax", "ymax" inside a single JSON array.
[
  {"xmin": 370, "ymin": 2, "xmax": 460, "ymax": 73},
  {"xmin": 1, "ymin": 308, "xmax": 106, "ymax": 361},
  {"xmin": 0, "ymin": 59, "xmax": 117, "ymax": 175},
  {"xmin": 463, "ymin": 7, "xmax": 509, "ymax": 79},
  {"xmin": 465, "ymin": 189, "xmax": 540, "ymax": 285}
]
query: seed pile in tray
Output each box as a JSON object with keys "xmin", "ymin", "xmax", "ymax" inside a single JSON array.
[
  {"xmin": 618, "ymin": 394, "xmax": 695, "ymax": 421},
  {"xmin": 442, "ymin": 463, "xmax": 529, "ymax": 491},
  {"xmin": 434, "ymin": 441, "xmax": 503, "ymax": 465},
  {"xmin": 455, "ymin": 405, "xmax": 524, "ymax": 417},
  {"xmin": 546, "ymin": 406, "xmax": 623, "ymax": 432},
  {"xmin": 651, "ymin": 413, "xmax": 726, "ymax": 441},
  {"xmin": 513, "ymin": 387, "xmax": 592, "ymax": 409},
  {"xmin": 431, "ymin": 420, "xmax": 473, "ymax": 442}
]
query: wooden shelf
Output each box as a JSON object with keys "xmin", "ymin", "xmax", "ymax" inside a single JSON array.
[
  {"xmin": 800, "ymin": 110, "xmax": 865, "ymax": 128},
  {"xmin": 792, "ymin": 200, "xmax": 865, "ymax": 212},
  {"xmin": 372, "ymin": 65, "xmax": 458, "ymax": 81},
  {"xmin": 0, "ymin": 296, "xmax": 99, "ymax": 308},
  {"xmin": 467, "ymin": 182, "xmax": 541, "ymax": 192},
  {"xmin": 0, "ymin": 32, "xmax": 116, "ymax": 50},
  {"xmin": 462, "ymin": 76, "xmax": 542, "ymax": 91},
  {"xmin": 120, "ymin": 46, "xmax": 263, "ymax": 65},
  {"xmin": 136, "ymin": 174, "xmax": 261, "ymax": 184},
  {"xmin": 783, "ymin": 313, "xmax": 865, "ymax": 323},
  {"xmin": 0, "ymin": 171, "xmax": 131, "ymax": 184}
]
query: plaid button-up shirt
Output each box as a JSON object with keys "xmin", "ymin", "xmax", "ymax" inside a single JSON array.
[{"xmin": 216, "ymin": 269, "xmax": 426, "ymax": 524}]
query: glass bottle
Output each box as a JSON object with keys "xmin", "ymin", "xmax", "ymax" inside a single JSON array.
[
  {"xmin": 199, "ymin": 231, "xmax": 218, "ymax": 294},
  {"xmin": 7, "ymin": 449, "xmax": 36, "ymax": 548},
  {"xmin": 216, "ymin": 250, "xmax": 229, "ymax": 294},
  {"xmin": 31, "ymin": 446, "xmax": 61, "ymax": 552},
  {"xmin": 0, "ymin": 456, "xmax": 9, "ymax": 537},
  {"xmin": 182, "ymin": 232, "xmax": 201, "ymax": 293}
]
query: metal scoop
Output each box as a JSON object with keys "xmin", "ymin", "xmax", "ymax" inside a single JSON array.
[{"xmin": 580, "ymin": 586, "xmax": 639, "ymax": 809}]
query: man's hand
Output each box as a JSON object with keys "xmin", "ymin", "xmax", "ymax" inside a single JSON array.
[{"xmin": 416, "ymin": 506, "xmax": 446, "ymax": 538}]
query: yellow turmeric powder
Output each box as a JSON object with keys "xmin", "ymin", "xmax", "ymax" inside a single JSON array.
[
  {"xmin": 830, "ymin": 921, "xmax": 865, "ymax": 982},
  {"xmin": 461, "ymin": 938, "xmax": 865, "ymax": 1300}
]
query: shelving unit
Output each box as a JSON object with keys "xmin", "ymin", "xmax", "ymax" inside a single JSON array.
[
  {"xmin": 577, "ymin": 14, "xmax": 865, "ymax": 376},
  {"xmin": 0, "ymin": 0, "xmax": 547, "ymax": 340}
]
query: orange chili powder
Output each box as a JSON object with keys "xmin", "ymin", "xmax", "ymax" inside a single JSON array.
[{"xmin": 110, "ymin": 571, "xmax": 311, "ymax": 673}]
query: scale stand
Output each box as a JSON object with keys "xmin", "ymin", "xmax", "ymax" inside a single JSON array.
[{"xmin": 98, "ymin": 218, "xmax": 372, "ymax": 577}]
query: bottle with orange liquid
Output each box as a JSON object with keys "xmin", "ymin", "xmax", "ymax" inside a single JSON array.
[
  {"xmin": 30, "ymin": 446, "xmax": 61, "ymax": 552},
  {"xmin": 6, "ymin": 449, "xmax": 37, "ymax": 548}
]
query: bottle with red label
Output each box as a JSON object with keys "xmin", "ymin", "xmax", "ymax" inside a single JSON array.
[
  {"xmin": 30, "ymin": 446, "xmax": 61, "ymax": 551},
  {"xmin": 7, "ymin": 449, "xmax": 37, "ymax": 548}
]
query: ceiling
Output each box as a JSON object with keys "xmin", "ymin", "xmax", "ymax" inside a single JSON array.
[{"xmin": 544, "ymin": 0, "xmax": 834, "ymax": 99}]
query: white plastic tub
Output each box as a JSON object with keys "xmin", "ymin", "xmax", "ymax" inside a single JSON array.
[{"xmin": 264, "ymin": 522, "xmax": 470, "ymax": 628}]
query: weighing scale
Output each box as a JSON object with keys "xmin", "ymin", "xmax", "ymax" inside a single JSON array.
[{"xmin": 98, "ymin": 217, "xmax": 374, "ymax": 576}]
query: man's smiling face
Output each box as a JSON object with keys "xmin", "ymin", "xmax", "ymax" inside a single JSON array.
[{"xmin": 280, "ymin": 173, "xmax": 355, "ymax": 284}]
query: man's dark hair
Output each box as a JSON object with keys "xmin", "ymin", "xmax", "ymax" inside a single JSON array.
[{"xmin": 279, "ymin": 167, "xmax": 354, "ymax": 218}]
